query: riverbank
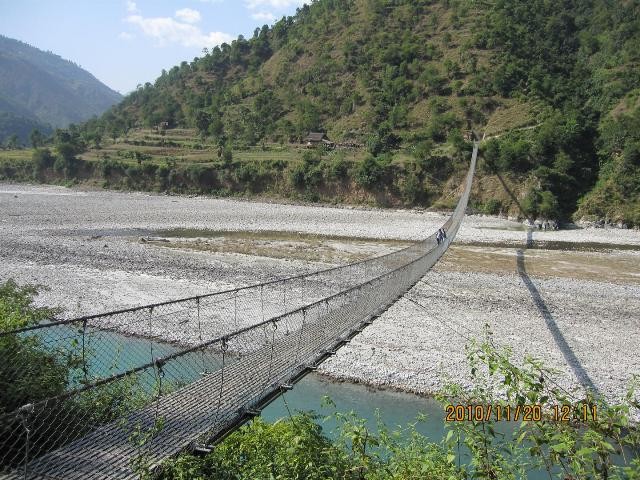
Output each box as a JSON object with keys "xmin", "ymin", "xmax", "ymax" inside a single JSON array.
[{"xmin": 1, "ymin": 182, "xmax": 638, "ymax": 413}]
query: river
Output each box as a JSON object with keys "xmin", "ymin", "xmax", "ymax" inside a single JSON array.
[{"xmin": 30, "ymin": 326, "xmax": 556, "ymax": 479}]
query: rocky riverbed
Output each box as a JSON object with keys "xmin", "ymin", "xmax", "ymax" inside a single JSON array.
[{"xmin": 1, "ymin": 183, "xmax": 639, "ymax": 412}]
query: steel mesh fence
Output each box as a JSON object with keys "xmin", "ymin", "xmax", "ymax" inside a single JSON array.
[{"xmin": 0, "ymin": 144, "xmax": 477, "ymax": 479}]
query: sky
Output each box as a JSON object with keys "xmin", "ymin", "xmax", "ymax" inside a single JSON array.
[{"xmin": 0, "ymin": 0, "xmax": 308, "ymax": 95}]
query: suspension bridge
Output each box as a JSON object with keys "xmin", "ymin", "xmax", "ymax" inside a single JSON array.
[{"xmin": 0, "ymin": 143, "xmax": 477, "ymax": 479}]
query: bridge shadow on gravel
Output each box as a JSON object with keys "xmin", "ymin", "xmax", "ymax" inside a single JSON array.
[
  {"xmin": 517, "ymin": 229, "xmax": 599, "ymax": 394},
  {"xmin": 496, "ymin": 172, "xmax": 531, "ymax": 222}
]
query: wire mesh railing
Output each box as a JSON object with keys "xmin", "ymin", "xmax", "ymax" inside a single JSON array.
[{"xmin": 0, "ymin": 143, "xmax": 477, "ymax": 479}]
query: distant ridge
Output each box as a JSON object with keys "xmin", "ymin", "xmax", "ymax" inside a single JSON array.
[{"xmin": 0, "ymin": 35, "xmax": 122, "ymax": 143}]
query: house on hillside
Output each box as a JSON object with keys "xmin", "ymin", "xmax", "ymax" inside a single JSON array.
[
  {"xmin": 154, "ymin": 121, "xmax": 170, "ymax": 133},
  {"xmin": 463, "ymin": 130, "xmax": 478, "ymax": 141},
  {"xmin": 305, "ymin": 132, "xmax": 334, "ymax": 148}
]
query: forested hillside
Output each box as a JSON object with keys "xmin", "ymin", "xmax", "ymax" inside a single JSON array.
[
  {"xmin": 0, "ymin": 36, "xmax": 122, "ymax": 144},
  {"xmin": 5, "ymin": 0, "xmax": 640, "ymax": 224}
]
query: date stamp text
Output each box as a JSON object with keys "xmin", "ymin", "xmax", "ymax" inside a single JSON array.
[{"xmin": 445, "ymin": 404, "xmax": 598, "ymax": 422}]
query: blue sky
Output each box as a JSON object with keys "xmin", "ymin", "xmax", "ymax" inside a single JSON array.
[{"xmin": 0, "ymin": 0, "xmax": 308, "ymax": 95}]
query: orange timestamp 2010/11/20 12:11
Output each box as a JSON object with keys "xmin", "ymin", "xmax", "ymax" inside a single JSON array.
[{"xmin": 445, "ymin": 404, "xmax": 598, "ymax": 423}]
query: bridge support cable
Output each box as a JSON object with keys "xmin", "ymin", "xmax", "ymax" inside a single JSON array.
[{"xmin": 0, "ymin": 144, "xmax": 478, "ymax": 479}]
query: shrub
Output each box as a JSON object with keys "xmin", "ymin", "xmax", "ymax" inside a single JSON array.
[
  {"xmin": 289, "ymin": 162, "xmax": 323, "ymax": 190},
  {"xmin": 222, "ymin": 147, "xmax": 233, "ymax": 165},
  {"xmin": 413, "ymin": 140, "xmax": 434, "ymax": 166},
  {"xmin": 0, "ymin": 281, "xmax": 68, "ymax": 466},
  {"xmin": 324, "ymin": 155, "xmax": 349, "ymax": 181},
  {"xmin": 400, "ymin": 170, "xmax": 421, "ymax": 204},
  {"xmin": 157, "ymin": 164, "xmax": 171, "ymax": 179},
  {"xmin": 151, "ymin": 336, "xmax": 640, "ymax": 479},
  {"xmin": 156, "ymin": 413, "xmax": 461, "ymax": 480},
  {"xmin": 481, "ymin": 139, "xmax": 500, "ymax": 173},
  {"xmin": 125, "ymin": 165, "xmax": 143, "ymax": 179},
  {"xmin": 101, "ymin": 159, "xmax": 125, "ymax": 177},
  {"xmin": 289, "ymin": 162, "xmax": 307, "ymax": 188},
  {"xmin": 234, "ymin": 162, "xmax": 261, "ymax": 185},
  {"xmin": 498, "ymin": 137, "xmax": 531, "ymax": 172},
  {"xmin": 186, "ymin": 164, "xmax": 217, "ymax": 191},
  {"xmin": 304, "ymin": 164, "xmax": 323, "ymax": 188},
  {"xmin": 367, "ymin": 127, "xmax": 401, "ymax": 156},
  {"xmin": 538, "ymin": 189, "xmax": 560, "ymax": 218},
  {"xmin": 0, "ymin": 281, "xmax": 161, "ymax": 469},
  {"xmin": 142, "ymin": 163, "xmax": 158, "ymax": 176},
  {"xmin": 289, "ymin": 151, "xmax": 326, "ymax": 190},
  {"xmin": 0, "ymin": 281, "xmax": 64, "ymax": 412},
  {"xmin": 53, "ymin": 155, "xmax": 80, "ymax": 178},
  {"xmin": 439, "ymin": 334, "xmax": 640, "ymax": 480},
  {"xmin": 32, "ymin": 148, "xmax": 55, "ymax": 175},
  {"xmin": 483, "ymin": 198, "xmax": 503, "ymax": 215},
  {"xmin": 356, "ymin": 155, "xmax": 388, "ymax": 188},
  {"xmin": 522, "ymin": 188, "xmax": 559, "ymax": 219},
  {"xmin": 417, "ymin": 154, "xmax": 453, "ymax": 181},
  {"xmin": 156, "ymin": 414, "xmax": 353, "ymax": 480}
]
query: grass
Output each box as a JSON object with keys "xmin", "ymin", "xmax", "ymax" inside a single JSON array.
[
  {"xmin": 483, "ymin": 99, "xmax": 538, "ymax": 138},
  {"xmin": 0, "ymin": 149, "xmax": 32, "ymax": 161},
  {"xmin": 78, "ymin": 129, "xmax": 369, "ymax": 170}
]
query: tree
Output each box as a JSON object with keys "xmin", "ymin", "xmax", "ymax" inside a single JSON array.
[
  {"xmin": 30, "ymin": 129, "xmax": 44, "ymax": 149},
  {"xmin": 356, "ymin": 154, "xmax": 388, "ymax": 188},
  {"xmin": 56, "ymin": 142, "xmax": 79, "ymax": 162},
  {"xmin": 195, "ymin": 110, "xmax": 212, "ymax": 137},
  {"xmin": 32, "ymin": 148, "xmax": 55, "ymax": 176},
  {"xmin": 0, "ymin": 280, "xmax": 68, "ymax": 467},
  {"xmin": 222, "ymin": 146, "xmax": 233, "ymax": 166},
  {"xmin": 295, "ymin": 101, "xmax": 321, "ymax": 138},
  {"xmin": 5, "ymin": 134, "xmax": 19, "ymax": 149},
  {"xmin": 0, "ymin": 280, "xmax": 65, "ymax": 414}
]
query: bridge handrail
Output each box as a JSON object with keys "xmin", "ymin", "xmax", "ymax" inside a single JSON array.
[
  {"xmin": 0, "ymin": 231, "xmax": 448, "ymax": 417},
  {"xmin": 3, "ymin": 218, "xmax": 437, "ymax": 337}
]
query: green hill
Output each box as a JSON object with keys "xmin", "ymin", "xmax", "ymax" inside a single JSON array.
[
  {"xmin": 0, "ymin": 35, "xmax": 122, "ymax": 144},
  {"xmin": 4, "ymin": 0, "xmax": 640, "ymax": 224}
]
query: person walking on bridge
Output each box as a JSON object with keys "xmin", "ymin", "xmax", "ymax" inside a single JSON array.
[{"xmin": 437, "ymin": 228, "xmax": 446, "ymax": 245}]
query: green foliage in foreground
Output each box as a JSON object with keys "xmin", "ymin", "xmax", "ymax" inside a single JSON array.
[
  {"xmin": 0, "ymin": 280, "xmax": 65, "ymax": 415},
  {"xmin": 0, "ymin": 281, "xmax": 160, "ymax": 468},
  {"xmin": 154, "ymin": 412, "xmax": 460, "ymax": 480},
  {"xmin": 153, "ymin": 332, "xmax": 640, "ymax": 480},
  {"xmin": 437, "ymin": 337, "xmax": 640, "ymax": 479}
]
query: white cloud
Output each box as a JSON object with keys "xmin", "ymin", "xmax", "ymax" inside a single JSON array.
[
  {"xmin": 118, "ymin": 31, "xmax": 135, "ymax": 40},
  {"xmin": 245, "ymin": 0, "xmax": 306, "ymax": 8},
  {"xmin": 126, "ymin": 0, "xmax": 139, "ymax": 13},
  {"xmin": 175, "ymin": 8, "xmax": 202, "ymax": 24},
  {"xmin": 126, "ymin": 13, "xmax": 232, "ymax": 48},
  {"xmin": 244, "ymin": 0, "xmax": 306, "ymax": 25},
  {"xmin": 251, "ymin": 11, "xmax": 276, "ymax": 22}
]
